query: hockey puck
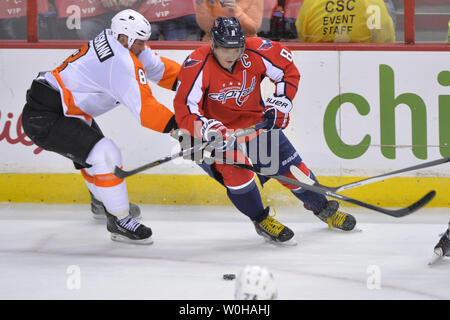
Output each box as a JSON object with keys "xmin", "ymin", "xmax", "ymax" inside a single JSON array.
[{"xmin": 223, "ymin": 274, "xmax": 236, "ymax": 280}]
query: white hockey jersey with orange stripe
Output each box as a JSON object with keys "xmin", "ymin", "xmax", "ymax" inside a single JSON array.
[{"xmin": 45, "ymin": 29, "xmax": 180, "ymax": 133}]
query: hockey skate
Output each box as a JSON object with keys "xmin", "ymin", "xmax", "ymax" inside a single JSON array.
[
  {"xmin": 106, "ymin": 212, "xmax": 153, "ymax": 245},
  {"xmin": 90, "ymin": 192, "xmax": 141, "ymax": 220},
  {"xmin": 314, "ymin": 200, "xmax": 356, "ymax": 231},
  {"xmin": 428, "ymin": 225, "xmax": 450, "ymax": 265},
  {"xmin": 253, "ymin": 207, "xmax": 297, "ymax": 246}
]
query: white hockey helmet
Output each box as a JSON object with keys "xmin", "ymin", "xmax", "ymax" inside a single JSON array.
[
  {"xmin": 111, "ymin": 9, "xmax": 151, "ymax": 49},
  {"xmin": 234, "ymin": 265, "xmax": 278, "ymax": 300}
]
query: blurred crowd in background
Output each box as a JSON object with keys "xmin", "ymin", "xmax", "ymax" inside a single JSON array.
[{"xmin": 0, "ymin": 0, "xmax": 448, "ymax": 43}]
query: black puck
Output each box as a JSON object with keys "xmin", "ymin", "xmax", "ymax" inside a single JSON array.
[{"xmin": 223, "ymin": 274, "xmax": 236, "ymax": 280}]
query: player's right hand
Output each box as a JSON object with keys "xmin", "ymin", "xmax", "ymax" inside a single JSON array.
[
  {"xmin": 263, "ymin": 95, "xmax": 292, "ymax": 131},
  {"xmin": 201, "ymin": 119, "xmax": 236, "ymax": 151}
]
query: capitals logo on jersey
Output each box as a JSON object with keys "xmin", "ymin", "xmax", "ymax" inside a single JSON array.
[
  {"xmin": 183, "ymin": 56, "xmax": 201, "ymax": 68},
  {"xmin": 257, "ymin": 39, "xmax": 273, "ymax": 50},
  {"xmin": 207, "ymin": 70, "xmax": 256, "ymax": 107}
]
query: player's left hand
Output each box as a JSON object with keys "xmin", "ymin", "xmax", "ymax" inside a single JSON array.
[
  {"xmin": 263, "ymin": 95, "xmax": 292, "ymax": 131},
  {"xmin": 202, "ymin": 119, "xmax": 236, "ymax": 152}
]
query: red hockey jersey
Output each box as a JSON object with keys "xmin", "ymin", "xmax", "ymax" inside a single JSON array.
[{"xmin": 174, "ymin": 37, "xmax": 300, "ymax": 137}]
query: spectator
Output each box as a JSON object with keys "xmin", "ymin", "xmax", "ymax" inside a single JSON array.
[
  {"xmin": 0, "ymin": 0, "xmax": 51, "ymax": 39},
  {"xmin": 447, "ymin": 19, "xmax": 450, "ymax": 43},
  {"xmin": 384, "ymin": 0, "xmax": 397, "ymax": 29},
  {"xmin": 258, "ymin": 0, "xmax": 277, "ymax": 37},
  {"xmin": 295, "ymin": 0, "xmax": 395, "ymax": 43},
  {"xmin": 54, "ymin": 0, "xmax": 132, "ymax": 40},
  {"xmin": 54, "ymin": 0, "xmax": 115, "ymax": 40},
  {"xmin": 195, "ymin": 0, "xmax": 263, "ymax": 41},
  {"xmin": 259, "ymin": 0, "xmax": 301, "ymax": 40},
  {"xmin": 137, "ymin": 0, "xmax": 201, "ymax": 41}
]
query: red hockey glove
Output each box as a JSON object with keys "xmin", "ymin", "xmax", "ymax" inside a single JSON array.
[
  {"xmin": 201, "ymin": 119, "xmax": 236, "ymax": 151},
  {"xmin": 263, "ymin": 95, "xmax": 292, "ymax": 131}
]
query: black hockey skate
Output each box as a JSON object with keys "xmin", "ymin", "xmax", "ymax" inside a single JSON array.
[
  {"xmin": 106, "ymin": 212, "xmax": 153, "ymax": 245},
  {"xmin": 314, "ymin": 200, "xmax": 356, "ymax": 231},
  {"xmin": 429, "ymin": 224, "xmax": 450, "ymax": 265},
  {"xmin": 253, "ymin": 207, "xmax": 296, "ymax": 246},
  {"xmin": 435, "ymin": 229, "xmax": 450, "ymax": 257},
  {"xmin": 90, "ymin": 192, "xmax": 141, "ymax": 220}
]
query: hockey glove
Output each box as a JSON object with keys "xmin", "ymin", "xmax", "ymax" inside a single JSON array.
[
  {"xmin": 263, "ymin": 95, "xmax": 292, "ymax": 131},
  {"xmin": 201, "ymin": 119, "xmax": 236, "ymax": 152}
]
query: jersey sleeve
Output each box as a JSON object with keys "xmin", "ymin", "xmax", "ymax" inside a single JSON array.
[
  {"xmin": 250, "ymin": 38, "xmax": 300, "ymax": 101},
  {"xmin": 173, "ymin": 51, "xmax": 210, "ymax": 138},
  {"xmin": 110, "ymin": 52, "xmax": 174, "ymax": 133},
  {"xmin": 139, "ymin": 45, "xmax": 181, "ymax": 91}
]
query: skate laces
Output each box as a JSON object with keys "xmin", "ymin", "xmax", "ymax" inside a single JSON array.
[
  {"xmin": 326, "ymin": 210, "xmax": 347, "ymax": 230},
  {"xmin": 119, "ymin": 216, "xmax": 141, "ymax": 232},
  {"xmin": 260, "ymin": 208, "xmax": 284, "ymax": 236}
]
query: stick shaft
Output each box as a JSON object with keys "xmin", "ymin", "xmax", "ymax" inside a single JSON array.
[
  {"xmin": 114, "ymin": 120, "xmax": 268, "ymax": 178},
  {"xmin": 334, "ymin": 157, "xmax": 450, "ymax": 192},
  {"xmin": 233, "ymin": 163, "xmax": 435, "ymax": 217}
]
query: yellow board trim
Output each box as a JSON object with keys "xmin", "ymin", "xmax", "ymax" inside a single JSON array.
[{"xmin": 1, "ymin": 173, "xmax": 449, "ymax": 207}]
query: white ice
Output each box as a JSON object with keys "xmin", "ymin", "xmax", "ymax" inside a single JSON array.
[{"xmin": 0, "ymin": 203, "xmax": 448, "ymax": 300}]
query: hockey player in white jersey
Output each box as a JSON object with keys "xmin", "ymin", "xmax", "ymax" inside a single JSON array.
[{"xmin": 22, "ymin": 9, "xmax": 181, "ymax": 244}]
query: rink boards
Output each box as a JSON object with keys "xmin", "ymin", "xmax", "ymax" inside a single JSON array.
[{"xmin": 0, "ymin": 48, "xmax": 449, "ymax": 206}]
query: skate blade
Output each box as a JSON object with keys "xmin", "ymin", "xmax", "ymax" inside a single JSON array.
[
  {"xmin": 327, "ymin": 226, "xmax": 362, "ymax": 233},
  {"xmin": 342, "ymin": 227, "xmax": 363, "ymax": 233},
  {"xmin": 264, "ymin": 237, "xmax": 298, "ymax": 247},
  {"xmin": 92, "ymin": 214, "xmax": 107, "ymax": 221},
  {"xmin": 110, "ymin": 234, "xmax": 153, "ymax": 245},
  {"xmin": 428, "ymin": 253, "xmax": 443, "ymax": 266}
]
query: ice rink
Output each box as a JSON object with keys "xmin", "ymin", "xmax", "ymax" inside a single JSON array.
[{"xmin": 0, "ymin": 203, "xmax": 448, "ymax": 300}]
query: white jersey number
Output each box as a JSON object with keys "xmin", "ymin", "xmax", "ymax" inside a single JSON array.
[
  {"xmin": 138, "ymin": 69, "xmax": 147, "ymax": 85},
  {"xmin": 280, "ymin": 48, "xmax": 293, "ymax": 62}
]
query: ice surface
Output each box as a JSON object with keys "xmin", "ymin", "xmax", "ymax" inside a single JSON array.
[{"xmin": 0, "ymin": 203, "xmax": 448, "ymax": 300}]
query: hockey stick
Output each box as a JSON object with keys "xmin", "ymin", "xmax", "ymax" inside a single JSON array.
[
  {"xmin": 290, "ymin": 157, "xmax": 450, "ymax": 192},
  {"xmin": 113, "ymin": 120, "xmax": 269, "ymax": 179},
  {"xmin": 230, "ymin": 162, "xmax": 436, "ymax": 217}
]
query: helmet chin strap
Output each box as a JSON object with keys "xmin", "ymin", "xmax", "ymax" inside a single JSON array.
[{"xmin": 127, "ymin": 37, "xmax": 135, "ymax": 49}]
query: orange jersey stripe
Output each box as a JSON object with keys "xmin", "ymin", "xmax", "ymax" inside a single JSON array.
[
  {"xmin": 80, "ymin": 169, "xmax": 94, "ymax": 184},
  {"xmin": 51, "ymin": 69, "xmax": 92, "ymax": 121},
  {"xmin": 81, "ymin": 168, "xmax": 124, "ymax": 187},
  {"xmin": 128, "ymin": 51, "xmax": 174, "ymax": 133},
  {"xmin": 93, "ymin": 172, "xmax": 124, "ymax": 188}
]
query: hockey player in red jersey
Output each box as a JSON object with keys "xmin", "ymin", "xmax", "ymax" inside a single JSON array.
[
  {"xmin": 22, "ymin": 9, "xmax": 181, "ymax": 244},
  {"xmin": 174, "ymin": 17, "xmax": 356, "ymax": 245}
]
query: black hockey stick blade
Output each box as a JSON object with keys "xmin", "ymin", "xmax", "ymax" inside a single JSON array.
[
  {"xmin": 232, "ymin": 163, "xmax": 436, "ymax": 217},
  {"xmin": 278, "ymin": 175, "xmax": 435, "ymax": 217},
  {"xmin": 113, "ymin": 120, "xmax": 269, "ymax": 179},
  {"xmin": 400, "ymin": 190, "xmax": 436, "ymax": 217}
]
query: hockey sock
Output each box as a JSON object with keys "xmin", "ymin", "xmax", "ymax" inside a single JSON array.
[
  {"xmin": 292, "ymin": 190, "xmax": 328, "ymax": 212},
  {"xmin": 114, "ymin": 210, "xmax": 130, "ymax": 220},
  {"xmin": 226, "ymin": 181, "xmax": 265, "ymax": 221},
  {"xmin": 291, "ymin": 170, "xmax": 327, "ymax": 212},
  {"xmin": 81, "ymin": 169, "xmax": 102, "ymax": 201}
]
